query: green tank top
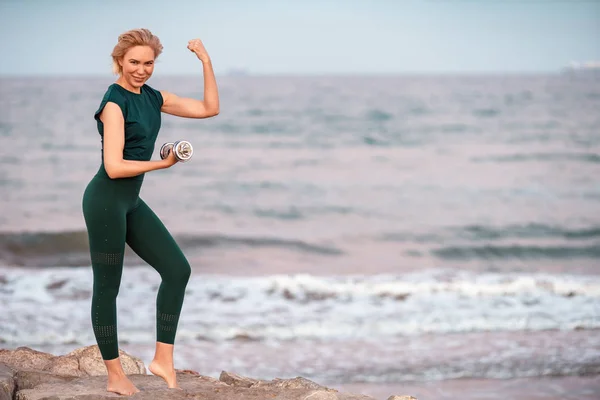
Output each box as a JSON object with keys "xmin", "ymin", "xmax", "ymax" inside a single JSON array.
[{"xmin": 93, "ymin": 83, "xmax": 163, "ymax": 178}]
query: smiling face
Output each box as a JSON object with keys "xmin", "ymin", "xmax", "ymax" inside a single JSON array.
[{"xmin": 118, "ymin": 45, "xmax": 156, "ymax": 90}]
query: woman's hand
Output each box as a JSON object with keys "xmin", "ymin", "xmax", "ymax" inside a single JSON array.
[
  {"xmin": 187, "ymin": 39, "xmax": 210, "ymax": 63},
  {"xmin": 162, "ymin": 148, "xmax": 179, "ymax": 168}
]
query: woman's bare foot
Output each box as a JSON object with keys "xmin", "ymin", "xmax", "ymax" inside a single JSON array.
[
  {"xmin": 149, "ymin": 359, "xmax": 180, "ymax": 389},
  {"xmin": 104, "ymin": 358, "xmax": 140, "ymax": 396},
  {"xmin": 107, "ymin": 372, "xmax": 140, "ymax": 396}
]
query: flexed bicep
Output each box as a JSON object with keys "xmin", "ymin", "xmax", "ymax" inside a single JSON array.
[{"xmin": 160, "ymin": 90, "xmax": 218, "ymax": 119}]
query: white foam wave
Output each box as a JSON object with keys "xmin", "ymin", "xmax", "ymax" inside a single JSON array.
[{"xmin": 1, "ymin": 267, "xmax": 599, "ymax": 346}]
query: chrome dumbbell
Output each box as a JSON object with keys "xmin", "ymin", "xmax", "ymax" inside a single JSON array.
[{"xmin": 159, "ymin": 140, "xmax": 194, "ymax": 162}]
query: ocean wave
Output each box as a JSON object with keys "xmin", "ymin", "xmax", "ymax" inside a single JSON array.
[
  {"xmin": 433, "ymin": 244, "xmax": 600, "ymax": 260},
  {"xmin": 0, "ymin": 230, "xmax": 342, "ymax": 267},
  {"xmin": 252, "ymin": 205, "xmax": 354, "ymax": 220},
  {"xmin": 459, "ymin": 223, "xmax": 600, "ymax": 240},
  {"xmin": 473, "ymin": 108, "xmax": 500, "ymax": 117},
  {"xmin": 366, "ymin": 109, "xmax": 393, "ymax": 122},
  {"xmin": 381, "ymin": 223, "xmax": 600, "ymax": 244},
  {"xmin": 471, "ymin": 152, "xmax": 600, "ymax": 164},
  {"xmin": 1, "ymin": 268, "xmax": 599, "ymax": 347}
]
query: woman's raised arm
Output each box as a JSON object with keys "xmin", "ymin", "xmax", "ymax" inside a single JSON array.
[{"xmin": 160, "ymin": 38, "xmax": 220, "ymax": 119}]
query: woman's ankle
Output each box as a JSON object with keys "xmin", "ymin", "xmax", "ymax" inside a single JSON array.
[
  {"xmin": 104, "ymin": 358, "xmax": 127, "ymax": 377},
  {"xmin": 107, "ymin": 369, "xmax": 128, "ymax": 378},
  {"xmin": 153, "ymin": 342, "xmax": 175, "ymax": 365}
]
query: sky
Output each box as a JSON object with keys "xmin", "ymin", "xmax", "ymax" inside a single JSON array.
[{"xmin": 0, "ymin": 0, "xmax": 598, "ymax": 76}]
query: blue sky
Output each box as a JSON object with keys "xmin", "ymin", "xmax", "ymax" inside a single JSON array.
[{"xmin": 0, "ymin": 0, "xmax": 598, "ymax": 75}]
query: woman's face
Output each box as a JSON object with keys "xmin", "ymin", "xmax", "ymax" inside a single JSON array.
[{"xmin": 119, "ymin": 45, "xmax": 155, "ymax": 88}]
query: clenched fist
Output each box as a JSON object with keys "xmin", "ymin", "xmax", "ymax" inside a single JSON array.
[{"xmin": 187, "ymin": 39, "xmax": 210, "ymax": 63}]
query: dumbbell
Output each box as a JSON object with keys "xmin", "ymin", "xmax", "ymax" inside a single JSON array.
[{"xmin": 159, "ymin": 140, "xmax": 194, "ymax": 162}]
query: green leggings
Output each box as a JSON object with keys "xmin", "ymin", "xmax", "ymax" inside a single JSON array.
[{"xmin": 82, "ymin": 171, "xmax": 191, "ymax": 360}]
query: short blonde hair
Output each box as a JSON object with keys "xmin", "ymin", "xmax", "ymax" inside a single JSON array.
[{"xmin": 111, "ymin": 28, "xmax": 163, "ymax": 75}]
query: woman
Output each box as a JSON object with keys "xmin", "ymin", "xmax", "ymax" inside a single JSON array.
[{"xmin": 82, "ymin": 28, "xmax": 219, "ymax": 395}]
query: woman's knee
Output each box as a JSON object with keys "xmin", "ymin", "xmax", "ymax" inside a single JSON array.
[
  {"xmin": 178, "ymin": 260, "xmax": 191, "ymax": 283},
  {"xmin": 92, "ymin": 270, "xmax": 122, "ymax": 295},
  {"xmin": 93, "ymin": 283, "xmax": 120, "ymax": 300},
  {"xmin": 163, "ymin": 258, "xmax": 191, "ymax": 284}
]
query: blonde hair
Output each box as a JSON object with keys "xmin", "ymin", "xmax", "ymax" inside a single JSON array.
[{"xmin": 111, "ymin": 28, "xmax": 163, "ymax": 75}]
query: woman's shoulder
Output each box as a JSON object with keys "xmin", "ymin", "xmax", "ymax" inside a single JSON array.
[
  {"xmin": 142, "ymin": 83, "xmax": 164, "ymax": 107},
  {"xmin": 94, "ymin": 84, "xmax": 128, "ymax": 121},
  {"xmin": 102, "ymin": 83, "xmax": 129, "ymax": 103}
]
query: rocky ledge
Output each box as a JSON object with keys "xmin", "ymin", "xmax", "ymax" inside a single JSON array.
[{"xmin": 0, "ymin": 346, "xmax": 416, "ymax": 400}]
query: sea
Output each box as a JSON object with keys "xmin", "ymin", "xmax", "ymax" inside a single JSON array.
[{"xmin": 0, "ymin": 73, "xmax": 599, "ymax": 400}]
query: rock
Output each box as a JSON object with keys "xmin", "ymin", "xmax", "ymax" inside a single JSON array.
[
  {"xmin": 14, "ymin": 370, "xmax": 75, "ymax": 391},
  {"xmin": 335, "ymin": 394, "xmax": 379, "ymax": 400},
  {"xmin": 217, "ymin": 371, "xmax": 375, "ymax": 399},
  {"xmin": 254, "ymin": 376, "xmax": 336, "ymax": 391},
  {"xmin": 0, "ymin": 346, "xmax": 145, "ymax": 377},
  {"xmin": 387, "ymin": 396, "xmax": 418, "ymax": 400},
  {"xmin": 15, "ymin": 373, "xmax": 337, "ymax": 400},
  {"xmin": 0, "ymin": 346, "xmax": 417, "ymax": 399},
  {"xmin": 0, "ymin": 363, "xmax": 15, "ymax": 400},
  {"xmin": 219, "ymin": 370, "xmax": 259, "ymax": 387},
  {"xmin": 302, "ymin": 391, "xmax": 339, "ymax": 400},
  {"xmin": 0, "ymin": 348, "xmax": 52, "ymax": 372},
  {"xmin": 175, "ymin": 368, "xmax": 201, "ymax": 376},
  {"xmin": 64, "ymin": 345, "xmax": 145, "ymax": 376}
]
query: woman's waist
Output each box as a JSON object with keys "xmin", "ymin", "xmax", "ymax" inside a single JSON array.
[{"xmin": 92, "ymin": 164, "xmax": 146, "ymax": 185}]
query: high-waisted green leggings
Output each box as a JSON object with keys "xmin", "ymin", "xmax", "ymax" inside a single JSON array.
[{"xmin": 82, "ymin": 170, "xmax": 191, "ymax": 360}]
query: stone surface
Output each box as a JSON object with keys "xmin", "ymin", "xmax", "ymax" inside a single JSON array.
[
  {"xmin": 219, "ymin": 370, "xmax": 259, "ymax": 388},
  {"xmin": 254, "ymin": 376, "xmax": 336, "ymax": 391},
  {"xmin": 14, "ymin": 370, "xmax": 76, "ymax": 390},
  {"xmin": 0, "ymin": 346, "xmax": 415, "ymax": 400},
  {"xmin": 65, "ymin": 346, "xmax": 146, "ymax": 376},
  {"xmin": 14, "ymin": 374, "xmax": 352, "ymax": 400},
  {"xmin": 0, "ymin": 363, "xmax": 15, "ymax": 400},
  {"xmin": 302, "ymin": 391, "xmax": 339, "ymax": 400},
  {"xmin": 0, "ymin": 348, "xmax": 52, "ymax": 373},
  {"xmin": 387, "ymin": 396, "xmax": 419, "ymax": 400},
  {"xmin": 0, "ymin": 346, "xmax": 145, "ymax": 377}
]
